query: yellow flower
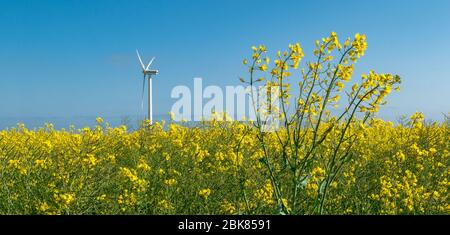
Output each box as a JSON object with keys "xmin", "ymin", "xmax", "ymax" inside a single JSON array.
[
  {"xmin": 259, "ymin": 45, "xmax": 266, "ymax": 52},
  {"xmin": 38, "ymin": 202, "xmax": 50, "ymax": 212},
  {"xmin": 137, "ymin": 159, "xmax": 151, "ymax": 172},
  {"xmin": 198, "ymin": 188, "xmax": 212, "ymax": 200},
  {"xmin": 432, "ymin": 191, "xmax": 440, "ymax": 200},
  {"xmin": 96, "ymin": 194, "xmax": 107, "ymax": 201},
  {"xmin": 34, "ymin": 159, "xmax": 49, "ymax": 169},
  {"xmin": 281, "ymin": 198, "xmax": 292, "ymax": 213},
  {"xmin": 54, "ymin": 193, "xmax": 75, "ymax": 207},
  {"xmin": 220, "ymin": 200, "xmax": 237, "ymax": 214},
  {"xmin": 82, "ymin": 154, "xmax": 98, "ymax": 167},
  {"xmin": 164, "ymin": 178, "xmax": 177, "ymax": 187},
  {"xmin": 254, "ymin": 181, "xmax": 274, "ymax": 205},
  {"xmin": 429, "ymin": 148, "xmax": 437, "ymax": 154}
]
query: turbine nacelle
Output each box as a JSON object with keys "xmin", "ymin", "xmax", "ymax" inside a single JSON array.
[{"xmin": 143, "ymin": 69, "xmax": 159, "ymax": 76}]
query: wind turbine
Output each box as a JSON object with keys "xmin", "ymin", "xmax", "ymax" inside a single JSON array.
[{"xmin": 136, "ymin": 50, "xmax": 158, "ymax": 125}]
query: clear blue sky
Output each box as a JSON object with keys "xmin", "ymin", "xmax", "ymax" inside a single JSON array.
[{"xmin": 1, "ymin": 0, "xmax": 449, "ymax": 126}]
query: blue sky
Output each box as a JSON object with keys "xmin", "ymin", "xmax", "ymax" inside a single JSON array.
[{"xmin": 1, "ymin": 0, "xmax": 449, "ymax": 127}]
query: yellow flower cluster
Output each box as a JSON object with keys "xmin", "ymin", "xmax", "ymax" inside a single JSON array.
[
  {"xmin": 198, "ymin": 188, "xmax": 212, "ymax": 200},
  {"xmin": 254, "ymin": 181, "xmax": 275, "ymax": 206}
]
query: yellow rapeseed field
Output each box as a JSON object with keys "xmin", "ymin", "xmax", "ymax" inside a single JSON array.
[
  {"xmin": 0, "ymin": 32, "xmax": 448, "ymax": 215},
  {"xmin": 0, "ymin": 116, "xmax": 448, "ymax": 215}
]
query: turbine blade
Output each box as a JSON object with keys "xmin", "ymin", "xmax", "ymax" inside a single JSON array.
[
  {"xmin": 136, "ymin": 50, "xmax": 145, "ymax": 70},
  {"xmin": 141, "ymin": 75, "xmax": 146, "ymax": 110},
  {"xmin": 145, "ymin": 57, "xmax": 155, "ymax": 71}
]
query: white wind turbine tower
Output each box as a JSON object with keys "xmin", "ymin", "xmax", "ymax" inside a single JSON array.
[{"xmin": 136, "ymin": 50, "xmax": 158, "ymax": 125}]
